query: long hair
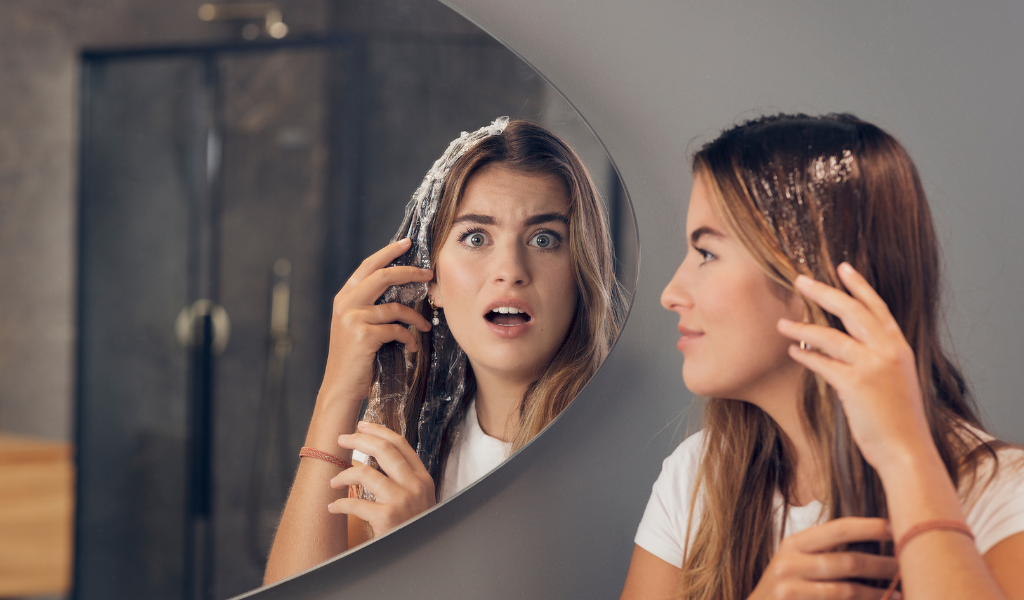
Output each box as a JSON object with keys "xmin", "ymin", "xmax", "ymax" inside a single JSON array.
[
  {"xmin": 374, "ymin": 120, "xmax": 627, "ymax": 498},
  {"xmin": 680, "ymin": 113, "xmax": 1000, "ymax": 599}
]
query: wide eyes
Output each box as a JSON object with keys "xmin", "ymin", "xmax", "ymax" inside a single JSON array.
[
  {"xmin": 528, "ymin": 232, "xmax": 559, "ymax": 249},
  {"xmin": 456, "ymin": 228, "xmax": 563, "ymax": 250}
]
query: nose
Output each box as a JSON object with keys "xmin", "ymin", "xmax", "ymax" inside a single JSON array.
[
  {"xmin": 660, "ymin": 259, "xmax": 694, "ymax": 313},
  {"xmin": 492, "ymin": 239, "xmax": 530, "ymax": 286}
]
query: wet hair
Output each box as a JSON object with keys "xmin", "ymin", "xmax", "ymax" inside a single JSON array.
[
  {"xmin": 679, "ymin": 113, "xmax": 1004, "ymax": 600},
  {"xmin": 372, "ymin": 120, "xmax": 627, "ymax": 500}
]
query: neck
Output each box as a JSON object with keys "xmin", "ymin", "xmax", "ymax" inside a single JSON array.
[
  {"xmin": 472, "ymin": 366, "xmax": 533, "ymax": 443},
  {"xmin": 744, "ymin": 365, "xmax": 823, "ymax": 507}
]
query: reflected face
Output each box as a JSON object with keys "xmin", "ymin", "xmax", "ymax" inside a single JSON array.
[
  {"xmin": 431, "ymin": 164, "xmax": 578, "ymax": 385},
  {"xmin": 660, "ymin": 174, "xmax": 805, "ymax": 400}
]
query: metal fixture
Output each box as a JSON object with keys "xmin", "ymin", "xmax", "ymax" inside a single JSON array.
[{"xmin": 198, "ymin": 3, "xmax": 289, "ymax": 39}]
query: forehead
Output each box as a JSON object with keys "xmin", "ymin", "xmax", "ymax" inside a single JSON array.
[
  {"xmin": 458, "ymin": 164, "xmax": 570, "ymax": 220},
  {"xmin": 685, "ymin": 174, "xmax": 725, "ymax": 234}
]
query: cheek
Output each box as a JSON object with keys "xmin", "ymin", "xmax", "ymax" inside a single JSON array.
[
  {"xmin": 699, "ymin": 274, "xmax": 795, "ymax": 367},
  {"xmin": 435, "ymin": 253, "xmax": 481, "ymax": 306}
]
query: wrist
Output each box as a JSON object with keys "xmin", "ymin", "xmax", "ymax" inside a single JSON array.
[
  {"xmin": 874, "ymin": 439, "xmax": 944, "ymax": 484},
  {"xmin": 304, "ymin": 392, "xmax": 362, "ymax": 453}
]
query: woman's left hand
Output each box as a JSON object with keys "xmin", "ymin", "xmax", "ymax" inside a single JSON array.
[
  {"xmin": 776, "ymin": 262, "xmax": 934, "ymax": 473},
  {"xmin": 327, "ymin": 421, "xmax": 436, "ymax": 537}
]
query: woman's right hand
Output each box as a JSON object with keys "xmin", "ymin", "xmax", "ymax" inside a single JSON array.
[
  {"xmin": 316, "ymin": 238, "xmax": 434, "ymax": 416},
  {"xmin": 749, "ymin": 517, "xmax": 899, "ymax": 600}
]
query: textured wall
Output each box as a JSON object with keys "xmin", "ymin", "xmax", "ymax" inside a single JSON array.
[{"xmin": 241, "ymin": 0, "xmax": 1024, "ymax": 598}]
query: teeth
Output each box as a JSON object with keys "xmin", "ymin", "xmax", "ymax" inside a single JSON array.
[{"xmin": 491, "ymin": 307, "xmax": 521, "ymax": 314}]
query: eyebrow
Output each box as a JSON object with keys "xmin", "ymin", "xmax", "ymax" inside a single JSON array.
[
  {"xmin": 690, "ymin": 226, "xmax": 726, "ymax": 246},
  {"xmin": 452, "ymin": 213, "xmax": 570, "ymax": 227}
]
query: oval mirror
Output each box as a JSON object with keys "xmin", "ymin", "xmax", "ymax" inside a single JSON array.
[{"xmin": 71, "ymin": 1, "xmax": 636, "ymax": 599}]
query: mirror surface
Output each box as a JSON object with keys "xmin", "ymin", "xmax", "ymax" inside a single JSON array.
[{"xmin": 70, "ymin": 2, "xmax": 635, "ymax": 599}]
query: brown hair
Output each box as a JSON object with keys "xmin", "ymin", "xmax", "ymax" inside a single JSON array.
[
  {"xmin": 679, "ymin": 113, "xmax": 1002, "ymax": 599},
  {"xmin": 377, "ymin": 120, "xmax": 627, "ymax": 498}
]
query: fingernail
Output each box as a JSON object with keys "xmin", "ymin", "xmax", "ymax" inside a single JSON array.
[
  {"xmin": 358, "ymin": 420, "xmax": 369, "ymax": 429},
  {"xmin": 795, "ymin": 274, "xmax": 811, "ymax": 287},
  {"xmin": 778, "ymin": 318, "xmax": 794, "ymax": 328}
]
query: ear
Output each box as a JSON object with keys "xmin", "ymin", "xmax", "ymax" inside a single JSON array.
[{"xmin": 428, "ymin": 280, "xmax": 443, "ymax": 308}]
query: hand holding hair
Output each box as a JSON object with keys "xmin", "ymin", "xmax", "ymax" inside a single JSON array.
[
  {"xmin": 328, "ymin": 421, "xmax": 437, "ymax": 538},
  {"xmin": 776, "ymin": 262, "xmax": 937, "ymax": 476},
  {"xmin": 748, "ymin": 517, "xmax": 899, "ymax": 600},
  {"xmin": 317, "ymin": 238, "xmax": 434, "ymax": 416}
]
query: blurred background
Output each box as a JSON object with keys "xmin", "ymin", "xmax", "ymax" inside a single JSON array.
[{"xmin": 0, "ymin": 1, "xmax": 632, "ymax": 599}]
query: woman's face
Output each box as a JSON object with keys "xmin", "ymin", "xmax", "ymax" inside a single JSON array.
[
  {"xmin": 431, "ymin": 164, "xmax": 578, "ymax": 386},
  {"xmin": 660, "ymin": 174, "xmax": 805, "ymax": 401}
]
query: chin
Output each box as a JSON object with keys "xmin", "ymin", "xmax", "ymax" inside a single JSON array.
[{"xmin": 681, "ymin": 363, "xmax": 725, "ymax": 398}]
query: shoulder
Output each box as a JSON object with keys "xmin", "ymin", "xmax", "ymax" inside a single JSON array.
[
  {"xmin": 633, "ymin": 430, "xmax": 708, "ymax": 568},
  {"xmin": 956, "ymin": 425, "xmax": 1024, "ymax": 555},
  {"xmin": 657, "ymin": 430, "xmax": 708, "ymax": 484}
]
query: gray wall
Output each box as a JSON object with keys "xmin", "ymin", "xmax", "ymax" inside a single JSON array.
[{"xmin": 243, "ymin": 0, "xmax": 1024, "ymax": 598}]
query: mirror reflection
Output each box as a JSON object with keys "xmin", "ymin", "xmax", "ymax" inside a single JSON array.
[
  {"xmin": 264, "ymin": 116, "xmax": 628, "ymax": 583},
  {"xmin": 70, "ymin": 1, "xmax": 634, "ymax": 599}
]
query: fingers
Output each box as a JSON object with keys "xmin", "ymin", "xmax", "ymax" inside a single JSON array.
[
  {"xmin": 347, "ymin": 265, "xmax": 435, "ymax": 308},
  {"xmin": 360, "ymin": 303, "xmax": 432, "ymax": 333},
  {"xmin": 336, "ymin": 427, "xmax": 430, "ymax": 491},
  {"xmin": 351, "ymin": 421, "xmax": 428, "ymax": 478},
  {"xmin": 330, "ymin": 464, "xmax": 403, "ymax": 503},
  {"xmin": 788, "ymin": 517, "xmax": 892, "ymax": 553},
  {"xmin": 800, "ymin": 551, "xmax": 899, "ymax": 581},
  {"xmin": 347, "ymin": 238, "xmax": 414, "ymax": 286},
  {"xmin": 787, "ymin": 343, "xmax": 852, "ymax": 390},
  {"xmin": 835, "ymin": 263, "xmax": 896, "ymax": 325},
  {"xmin": 350, "ymin": 322, "xmax": 422, "ymax": 353},
  {"xmin": 798, "ymin": 581, "xmax": 901, "ymax": 600},
  {"xmin": 794, "ymin": 274, "xmax": 882, "ymax": 346},
  {"xmin": 778, "ymin": 318, "xmax": 864, "ymax": 364}
]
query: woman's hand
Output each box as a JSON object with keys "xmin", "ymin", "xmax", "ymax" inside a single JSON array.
[
  {"xmin": 776, "ymin": 262, "xmax": 935, "ymax": 472},
  {"xmin": 328, "ymin": 421, "xmax": 437, "ymax": 537},
  {"xmin": 317, "ymin": 238, "xmax": 434, "ymax": 415},
  {"xmin": 749, "ymin": 517, "xmax": 899, "ymax": 600}
]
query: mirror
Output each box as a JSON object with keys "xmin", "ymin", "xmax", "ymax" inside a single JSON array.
[{"xmin": 71, "ymin": 1, "xmax": 636, "ymax": 599}]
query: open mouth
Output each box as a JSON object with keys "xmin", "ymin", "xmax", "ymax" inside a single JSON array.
[{"xmin": 484, "ymin": 307, "xmax": 532, "ymax": 326}]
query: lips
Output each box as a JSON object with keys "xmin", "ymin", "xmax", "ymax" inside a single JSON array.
[
  {"xmin": 483, "ymin": 298, "xmax": 534, "ymax": 337},
  {"xmin": 676, "ymin": 325, "xmax": 704, "ymax": 351}
]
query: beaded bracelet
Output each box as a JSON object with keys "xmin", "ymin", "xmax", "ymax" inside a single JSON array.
[
  {"xmin": 880, "ymin": 519, "xmax": 974, "ymax": 600},
  {"xmin": 299, "ymin": 446, "xmax": 352, "ymax": 470}
]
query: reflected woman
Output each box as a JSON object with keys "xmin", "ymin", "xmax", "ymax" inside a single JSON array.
[
  {"xmin": 266, "ymin": 119, "xmax": 626, "ymax": 583},
  {"xmin": 621, "ymin": 114, "xmax": 1024, "ymax": 600}
]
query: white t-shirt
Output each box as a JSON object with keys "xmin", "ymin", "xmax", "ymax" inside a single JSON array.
[
  {"xmin": 353, "ymin": 399, "xmax": 511, "ymax": 501},
  {"xmin": 635, "ymin": 429, "xmax": 1024, "ymax": 568},
  {"xmin": 437, "ymin": 398, "xmax": 511, "ymax": 501}
]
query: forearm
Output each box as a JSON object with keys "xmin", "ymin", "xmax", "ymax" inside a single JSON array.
[
  {"xmin": 879, "ymin": 448, "xmax": 1007, "ymax": 600},
  {"xmin": 263, "ymin": 395, "xmax": 360, "ymax": 584}
]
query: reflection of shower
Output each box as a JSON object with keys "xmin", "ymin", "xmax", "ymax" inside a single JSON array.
[{"xmin": 247, "ymin": 259, "xmax": 294, "ymax": 566}]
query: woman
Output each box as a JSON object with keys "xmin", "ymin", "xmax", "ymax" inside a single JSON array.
[
  {"xmin": 265, "ymin": 118, "xmax": 626, "ymax": 583},
  {"xmin": 621, "ymin": 114, "xmax": 1024, "ymax": 600}
]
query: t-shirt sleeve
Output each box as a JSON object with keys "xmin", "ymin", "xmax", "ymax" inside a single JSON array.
[
  {"xmin": 634, "ymin": 432, "xmax": 705, "ymax": 568},
  {"xmin": 963, "ymin": 448, "xmax": 1024, "ymax": 555}
]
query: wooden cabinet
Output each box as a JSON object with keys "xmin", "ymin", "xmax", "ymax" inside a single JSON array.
[{"xmin": 0, "ymin": 434, "xmax": 74, "ymax": 597}]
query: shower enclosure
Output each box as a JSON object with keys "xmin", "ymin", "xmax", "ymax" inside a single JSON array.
[{"xmin": 73, "ymin": 33, "xmax": 614, "ymax": 599}]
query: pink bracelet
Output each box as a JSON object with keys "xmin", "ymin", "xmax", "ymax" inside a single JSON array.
[
  {"xmin": 299, "ymin": 446, "xmax": 352, "ymax": 470},
  {"xmin": 880, "ymin": 519, "xmax": 974, "ymax": 600}
]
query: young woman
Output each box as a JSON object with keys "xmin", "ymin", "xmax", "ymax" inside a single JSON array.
[
  {"xmin": 265, "ymin": 119, "xmax": 626, "ymax": 583},
  {"xmin": 622, "ymin": 114, "xmax": 1024, "ymax": 600}
]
